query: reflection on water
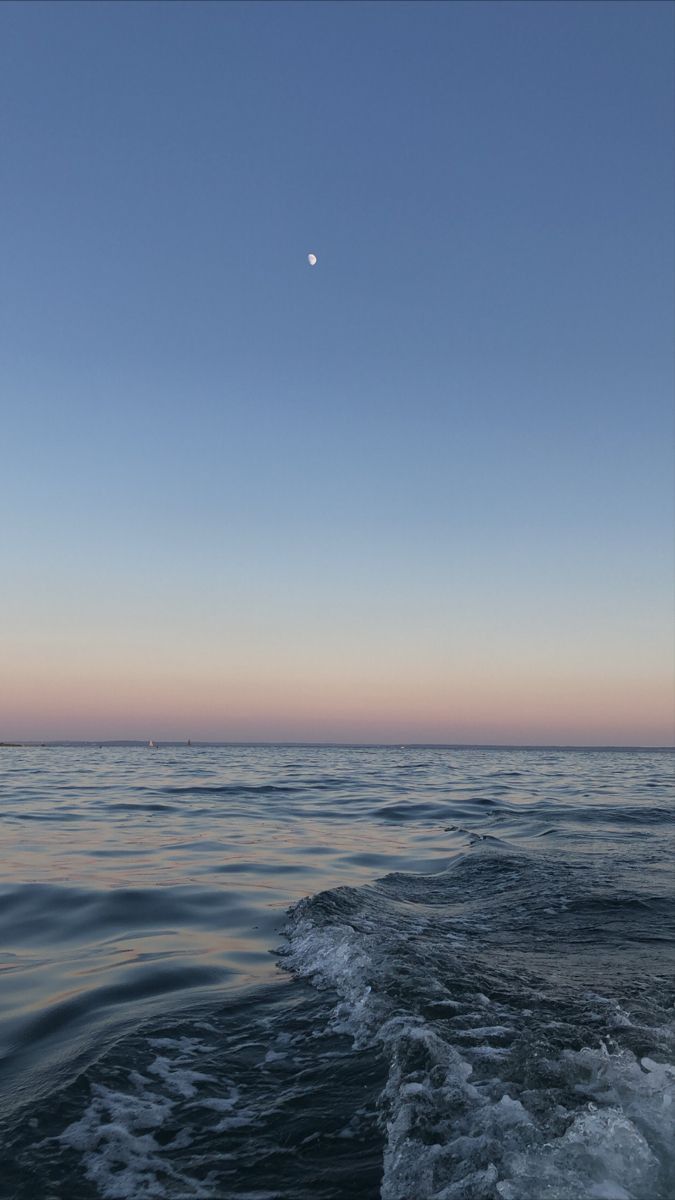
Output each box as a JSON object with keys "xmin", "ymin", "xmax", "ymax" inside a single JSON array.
[{"xmin": 0, "ymin": 744, "xmax": 673, "ymax": 1198}]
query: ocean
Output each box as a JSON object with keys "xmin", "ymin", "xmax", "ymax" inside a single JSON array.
[{"xmin": 0, "ymin": 743, "xmax": 673, "ymax": 1200}]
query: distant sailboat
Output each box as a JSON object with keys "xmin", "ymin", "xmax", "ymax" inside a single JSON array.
[{"xmin": 149, "ymin": 739, "xmax": 157, "ymax": 749}]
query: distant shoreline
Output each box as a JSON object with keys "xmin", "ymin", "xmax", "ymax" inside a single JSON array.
[{"xmin": 1, "ymin": 741, "xmax": 673, "ymax": 752}]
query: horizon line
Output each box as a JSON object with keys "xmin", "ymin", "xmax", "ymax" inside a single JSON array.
[{"xmin": 2, "ymin": 740, "xmax": 673, "ymax": 752}]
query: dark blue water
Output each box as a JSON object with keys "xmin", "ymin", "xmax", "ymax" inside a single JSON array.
[{"xmin": 0, "ymin": 745, "xmax": 673, "ymax": 1199}]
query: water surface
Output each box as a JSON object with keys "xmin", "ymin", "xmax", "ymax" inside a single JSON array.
[{"xmin": 0, "ymin": 744, "xmax": 673, "ymax": 1199}]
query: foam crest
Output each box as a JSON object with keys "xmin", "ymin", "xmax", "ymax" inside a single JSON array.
[
  {"xmin": 282, "ymin": 865, "xmax": 675, "ymax": 1200},
  {"xmin": 281, "ymin": 897, "xmax": 385, "ymax": 1043}
]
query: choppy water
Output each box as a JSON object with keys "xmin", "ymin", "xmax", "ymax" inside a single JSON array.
[{"xmin": 0, "ymin": 744, "xmax": 673, "ymax": 1200}]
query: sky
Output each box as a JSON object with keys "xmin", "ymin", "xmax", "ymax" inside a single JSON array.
[{"xmin": 0, "ymin": 0, "xmax": 673, "ymax": 745}]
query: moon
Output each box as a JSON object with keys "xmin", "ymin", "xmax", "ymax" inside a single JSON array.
[{"xmin": 307, "ymin": 253, "xmax": 317, "ymax": 266}]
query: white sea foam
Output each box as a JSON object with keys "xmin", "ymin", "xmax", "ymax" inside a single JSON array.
[
  {"xmin": 57, "ymin": 1039, "xmax": 246, "ymax": 1198},
  {"xmin": 146, "ymin": 1056, "xmax": 213, "ymax": 1098},
  {"xmin": 59, "ymin": 1077, "xmax": 207, "ymax": 1199},
  {"xmin": 283, "ymin": 898, "xmax": 675, "ymax": 1200},
  {"xmin": 282, "ymin": 908, "xmax": 386, "ymax": 1043}
]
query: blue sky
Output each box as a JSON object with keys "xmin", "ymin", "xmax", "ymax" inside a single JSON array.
[{"xmin": 1, "ymin": 1, "xmax": 673, "ymax": 743}]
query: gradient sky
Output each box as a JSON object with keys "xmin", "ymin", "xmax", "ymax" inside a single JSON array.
[{"xmin": 1, "ymin": 0, "xmax": 673, "ymax": 745}]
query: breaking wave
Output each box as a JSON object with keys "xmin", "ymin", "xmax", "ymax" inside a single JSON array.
[{"xmin": 281, "ymin": 845, "xmax": 675, "ymax": 1200}]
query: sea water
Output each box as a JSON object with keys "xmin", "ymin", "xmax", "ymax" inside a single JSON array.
[{"xmin": 0, "ymin": 744, "xmax": 673, "ymax": 1199}]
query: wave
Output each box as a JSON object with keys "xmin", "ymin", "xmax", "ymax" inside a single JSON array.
[
  {"xmin": 281, "ymin": 845, "xmax": 675, "ymax": 1200},
  {"xmin": 1, "ymin": 747, "xmax": 673, "ymax": 1198},
  {"xmin": 3, "ymin": 843, "xmax": 673, "ymax": 1199},
  {"xmin": 156, "ymin": 783, "xmax": 299, "ymax": 796}
]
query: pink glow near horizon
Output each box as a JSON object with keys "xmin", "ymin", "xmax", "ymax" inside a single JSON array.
[{"xmin": 2, "ymin": 663, "xmax": 672, "ymax": 745}]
